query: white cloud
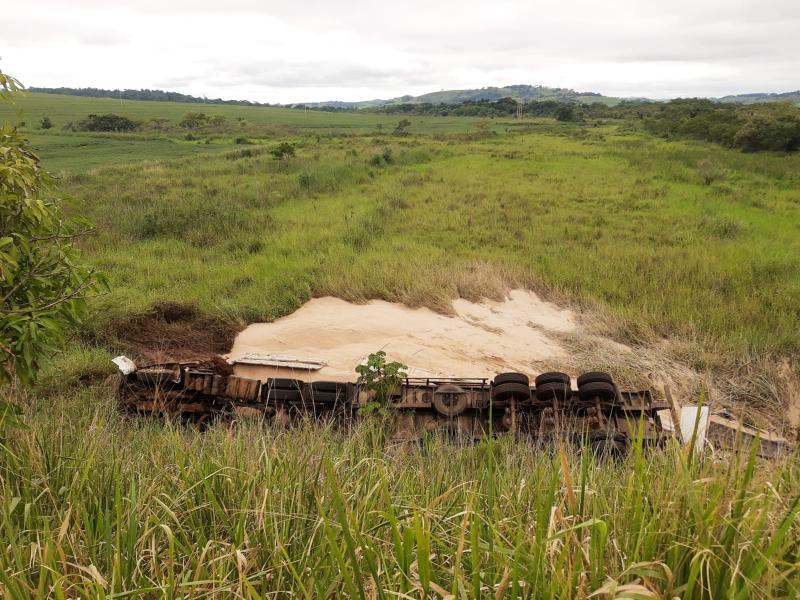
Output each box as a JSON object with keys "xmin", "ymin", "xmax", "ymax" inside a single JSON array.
[{"xmin": 3, "ymin": 0, "xmax": 798, "ymax": 103}]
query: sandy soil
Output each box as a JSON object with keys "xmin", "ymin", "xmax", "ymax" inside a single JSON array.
[{"xmin": 227, "ymin": 290, "xmax": 580, "ymax": 382}]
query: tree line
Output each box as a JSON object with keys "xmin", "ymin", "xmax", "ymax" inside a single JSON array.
[
  {"xmin": 377, "ymin": 97, "xmax": 800, "ymax": 152},
  {"xmin": 30, "ymin": 86, "xmax": 272, "ymax": 107}
]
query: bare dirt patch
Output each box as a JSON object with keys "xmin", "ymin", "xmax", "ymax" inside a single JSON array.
[{"xmin": 112, "ymin": 301, "xmax": 238, "ymax": 366}]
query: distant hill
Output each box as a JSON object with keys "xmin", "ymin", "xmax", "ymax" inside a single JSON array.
[
  {"xmin": 305, "ymin": 85, "xmax": 626, "ymax": 108},
  {"xmin": 717, "ymin": 91, "xmax": 800, "ymax": 105}
]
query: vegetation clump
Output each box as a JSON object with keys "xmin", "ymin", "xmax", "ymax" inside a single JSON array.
[
  {"xmin": 270, "ymin": 141, "xmax": 296, "ymax": 159},
  {"xmin": 356, "ymin": 350, "xmax": 407, "ymax": 412},
  {"xmin": 696, "ymin": 158, "xmax": 725, "ymax": 185},
  {"xmin": 179, "ymin": 111, "xmax": 226, "ymax": 130},
  {"xmin": 78, "ymin": 112, "xmax": 138, "ymax": 132}
]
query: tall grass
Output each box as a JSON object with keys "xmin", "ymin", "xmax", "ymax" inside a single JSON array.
[{"xmin": 0, "ymin": 387, "xmax": 797, "ymax": 597}]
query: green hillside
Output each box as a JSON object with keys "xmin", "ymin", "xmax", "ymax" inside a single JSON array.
[
  {"xmin": 308, "ymin": 84, "xmax": 624, "ymax": 108},
  {"xmin": 402, "ymin": 84, "xmax": 621, "ymax": 106}
]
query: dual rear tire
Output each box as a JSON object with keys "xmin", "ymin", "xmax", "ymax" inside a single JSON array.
[{"xmin": 577, "ymin": 372, "xmax": 616, "ymax": 401}]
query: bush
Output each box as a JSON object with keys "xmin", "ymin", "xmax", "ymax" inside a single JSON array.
[
  {"xmin": 77, "ymin": 113, "xmax": 138, "ymax": 132},
  {"xmin": 392, "ymin": 119, "xmax": 411, "ymax": 136},
  {"xmin": 696, "ymin": 159, "xmax": 725, "ymax": 185},
  {"xmin": 179, "ymin": 112, "xmax": 211, "ymax": 129},
  {"xmin": 271, "ymin": 142, "xmax": 296, "ymax": 160},
  {"xmin": 234, "ymin": 136, "xmax": 251, "ymax": 145},
  {"xmin": 368, "ymin": 147, "xmax": 393, "ymax": 167},
  {"xmin": 39, "ymin": 116, "xmax": 53, "ymax": 129}
]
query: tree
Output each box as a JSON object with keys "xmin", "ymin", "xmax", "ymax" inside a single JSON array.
[
  {"xmin": 1, "ymin": 69, "xmax": 106, "ymax": 386},
  {"xmin": 392, "ymin": 119, "xmax": 412, "ymax": 136},
  {"xmin": 555, "ymin": 105, "xmax": 576, "ymax": 122},
  {"xmin": 733, "ymin": 115, "xmax": 800, "ymax": 152}
]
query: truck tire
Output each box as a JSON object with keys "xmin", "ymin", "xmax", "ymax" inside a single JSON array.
[
  {"xmin": 534, "ymin": 381, "xmax": 570, "ymax": 401},
  {"xmin": 577, "ymin": 371, "xmax": 613, "ymax": 387},
  {"xmin": 263, "ymin": 388, "xmax": 303, "ymax": 403},
  {"xmin": 535, "ymin": 372, "xmax": 570, "ymax": 387},
  {"xmin": 493, "ymin": 372, "xmax": 529, "ymax": 386},
  {"xmin": 491, "ymin": 381, "xmax": 531, "ymax": 401},
  {"xmin": 310, "ymin": 381, "xmax": 347, "ymax": 393},
  {"xmin": 578, "ymin": 381, "xmax": 616, "ymax": 401},
  {"xmin": 308, "ymin": 391, "xmax": 338, "ymax": 403},
  {"xmin": 268, "ymin": 378, "xmax": 304, "ymax": 390}
]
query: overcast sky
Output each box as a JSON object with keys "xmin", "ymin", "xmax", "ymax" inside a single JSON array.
[{"xmin": 4, "ymin": 0, "xmax": 798, "ymax": 104}]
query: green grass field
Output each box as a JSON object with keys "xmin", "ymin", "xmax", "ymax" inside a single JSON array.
[
  {"xmin": 1, "ymin": 92, "xmax": 799, "ymax": 597},
  {"xmin": 1, "ymin": 92, "xmax": 498, "ymax": 171}
]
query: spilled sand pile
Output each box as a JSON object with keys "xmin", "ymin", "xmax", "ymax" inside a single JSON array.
[
  {"xmin": 228, "ymin": 290, "xmax": 581, "ymax": 382},
  {"xmin": 226, "ymin": 289, "xmax": 798, "ymax": 435}
]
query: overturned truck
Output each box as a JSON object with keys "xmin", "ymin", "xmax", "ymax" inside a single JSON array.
[{"xmin": 119, "ymin": 361, "xmax": 671, "ymax": 451}]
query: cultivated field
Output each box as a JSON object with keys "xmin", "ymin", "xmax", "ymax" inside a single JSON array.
[{"xmin": 1, "ymin": 92, "xmax": 798, "ymax": 597}]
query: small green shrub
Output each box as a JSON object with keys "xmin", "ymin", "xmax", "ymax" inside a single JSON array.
[
  {"xmin": 355, "ymin": 351, "xmax": 408, "ymax": 413},
  {"xmin": 271, "ymin": 142, "xmax": 296, "ymax": 160},
  {"xmin": 697, "ymin": 158, "xmax": 725, "ymax": 185}
]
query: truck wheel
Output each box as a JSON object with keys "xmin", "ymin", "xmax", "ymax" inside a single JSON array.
[
  {"xmin": 308, "ymin": 391, "xmax": 338, "ymax": 403},
  {"xmin": 263, "ymin": 388, "xmax": 303, "ymax": 403},
  {"xmin": 578, "ymin": 381, "xmax": 616, "ymax": 401},
  {"xmin": 268, "ymin": 378, "xmax": 304, "ymax": 390},
  {"xmin": 310, "ymin": 381, "xmax": 348, "ymax": 394},
  {"xmin": 433, "ymin": 384, "xmax": 468, "ymax": 417},
  {"xmin": 577, "ymin": 371, "xmax": 614, "ymax": 387},
  {"xmin": 493, "ymin": 372, "xmax": 529, "ymax": 386},
  {"xmin": 491, "ymin": 381, "xmax": 531, "ymax": 401},
  {"xmin": 534, "ymin": 381, "xmax": 570, "ymax": 401},
  {"xmin": 535, "ymin": 372, "xmax": 570, "ymax": 387}
]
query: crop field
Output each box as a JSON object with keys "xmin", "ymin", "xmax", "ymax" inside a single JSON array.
[{"xmin": 1, "ymin": 92, "xmax": 799, "ymax": 597}]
